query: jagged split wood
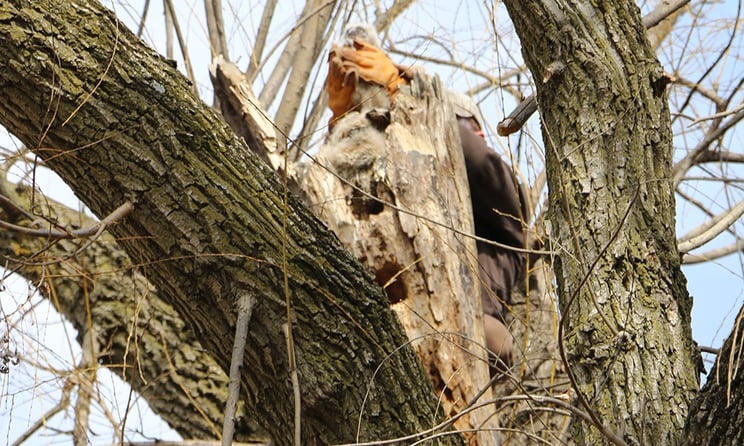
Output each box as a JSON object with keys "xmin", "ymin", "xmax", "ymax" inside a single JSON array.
[{"xmin": 298, "ymin": 74, "xmax": 498, "ymax": 444}]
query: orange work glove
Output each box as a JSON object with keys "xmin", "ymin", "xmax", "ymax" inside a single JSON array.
[
  {"xmin": 336, "ymin": 38, "xmax": 408, "ymax": 97},
  {"xmin": 326, "ymin": 44, "xmax": 355, "ymax": 128}
]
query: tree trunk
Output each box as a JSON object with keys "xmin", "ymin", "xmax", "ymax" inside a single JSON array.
[
  {"xmin": 299, "ymin": 74, "xmax": 496, "ymax": 444},
  {"xmin": 0, "ymin": 2, "xmax": 462, "ymax": 445},
  {"xmin": 502, "ymin": 0, "xmax": 700, "ymax": 444}
]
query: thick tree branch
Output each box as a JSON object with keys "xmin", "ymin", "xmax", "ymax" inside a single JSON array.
[
  {"xmin": 0, "ymin": 2, "xmax": 457, "ymax": 445},
  {"xmin": 0, "ymin": 178, "xmax": 263, "ymax": 441}
]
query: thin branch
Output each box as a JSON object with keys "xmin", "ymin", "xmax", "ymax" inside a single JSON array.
[
  {"xmin": 163, "ymin": 0, "xmax": 196, "ymax": 91},
  {"xmin": 73, "ymin": 328, "xmax": 98, "ymax": 446},
  {"xmin": 683, "ymin": 239, "xmax": 744, "ymax": 264},
  {"xmin": 673, "ymin": 106, "xmax": 744, "ymax": 185},
  {"xmin": 257, "ymin": 0, "xmax": 335, "ymax": 107},
  {"xmin": 694, "ymin": 149, "xmax": 744, "ymax": 165},
  {"xmin": 288, "ymin": 8, "xmax": 347, "ymax": 162},
  {"xmin": 690, "ymin": 100, "xmax": 744, "ymax": 126},
  {"xmin": 204, "ymin": 0, "xmax": 229, "ymax": 60},
  {"xmin": 0, "ymin": 199, "xmax": 133, "ymax": 239},
  {"xmin": 283, "ymin": 324, "xmax": 302, "ymax": 446},
  {"xmin": 678, "ymin": 198, "xmax": 744, "ymax": 253},
  {"xmin": 272, "ymin": 0, "xmax": 335, "ymax": 153},
  {"xmin": 497, "ymin": 95, "xmax": 538, "ymax": 136},
  {"xmin": 373, "ymin": 0, "xmax": 416, "ymax": 34},
  {"xmin": 642, "ymin": 0, "xmax": 691, "ymax": 28},
  {"xmin": 497, "ymin": 0, "xmax": 692, "ymax": 136},
  {"xmin": 221, "ymin": 293, "xmax": 256, "ymax": 446},
  {"xmin": 164, "ymin": 0, "xmax": 174, "ymax": 59},
  {"xmin": 135, "ymin": 0, "xmax": 151, "ymax": 37},
  {"xmin": 674, "ymin": 76, "xmax": 727, "ymax": 109},
  {"xmin": 11, "ymin": 379, "xmax": 74, "ymax": 446},
  {"xmin": 700, "ymin": 345, "xmax": 721, "ymax": 355},
  {"xmin": 671, "ymin": 0, "xmax": 741, "ymax": 128},
  {"xmin": 246, "ymin": 0, "xmax": 278, "ymax": 79}
]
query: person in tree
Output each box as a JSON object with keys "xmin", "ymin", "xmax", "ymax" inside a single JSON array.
[
  {"xmin": 326, "ymin": 25, "xmax": 529, "ymax": 372},
  {"xmin": 451, "ymin": 93, "xmax": 530, "ymax": 370}
]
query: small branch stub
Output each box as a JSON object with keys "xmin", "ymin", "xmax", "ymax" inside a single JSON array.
[{"xmin": 543, "ymin": 60, "xmax": 566, "ymax": 83}]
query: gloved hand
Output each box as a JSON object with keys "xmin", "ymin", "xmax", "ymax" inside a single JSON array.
[
  {"xmin": 326, "ymin": 44, "xmax": 355, "ymax": 127},
  {"xmin": 336, "ymin": 38, "xmax": 407, "ymax": 96}
]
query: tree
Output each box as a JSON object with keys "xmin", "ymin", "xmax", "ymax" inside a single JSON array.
[
  {"xmin": 503, "ymin": 0, "xmax": 700, "ymax": 443},
  {"xmin": 2, "ymin": 0, "xmax": 744, "ymax": 445}
]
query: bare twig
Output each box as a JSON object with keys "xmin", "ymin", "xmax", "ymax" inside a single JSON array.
[
  {"xmin": 374, "ymin": 0, "xmax": 416, "ymax": 34},
  {"xmin": 221, "ymin": 293, "xmax": 256, "ymax": 446},
  {"xmin": 642, "ymin": 0, "xmax": 691, "ymax": 28},
  {"xmin": 683, "ymin": 239, "xmax": 744, "ymax": 264},
  {"xmin": 283, "ymin": 324, "xmax": 302, "ymax": 446},
  {"xmin": 73, "ymin": 328, "xmax": 98, "ymax": 446},
  {"xmin": 246, "ymin": 0, "xmax": 278, "ymax": 79},
  {"xmin": 678, "ymin": 198, "xmax": 744, "ymax": 254},
  {"xmin": 273, "ymin": 0, "xmax": 335, "ymax": 154},
  {"xmin": 163, "ymin": 0, "xmax": 196, "ymax": 91},
  {"xmin": 257, "ymin": 0, "xmax": 335, "ymax": 107},
  {"xmin": 0, "ymin": 199, "xmax": 133, "ymax": 239},
  {"xmin": 135, "ymin": 0, "xmax": 151, "ymax": 37},
  {"xmin": 674, "ymin": 105, "xmax": 744, "ymax": 186},
  {"xmin": 690, "ymin": 101, "xmax": 744, "ymax": 125},
  {"xmin": 204, "ymin": 0, "xmax": 229, "ymax": 60},
  {"xmin": 700, "ymin": 345, "xmax": 720, "ymax": 355},
  {"xmin": 11, "ymin": 379, "xmax": 74, "ymax": 446},
  {"xmin": 674, "ymin": 76, "xmax": 727, "ymax": 109},
  {"xmin": 497, "ymin": 95, "xmax": 538, "ymax": 136}
]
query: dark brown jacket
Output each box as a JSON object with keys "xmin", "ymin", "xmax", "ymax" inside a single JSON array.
[{"xmin": 458, "ymin": 118, "xmax": 529, "ymax": 318}]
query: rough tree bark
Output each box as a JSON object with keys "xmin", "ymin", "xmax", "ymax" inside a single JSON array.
[
  {"xmin": 502, "ymin": 0, "xmax": 700, "ymax": 444},
  {"xmin": 0, "ymin": 2, "xmax": 462, "ymax": 445}
]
